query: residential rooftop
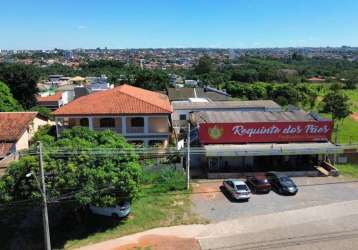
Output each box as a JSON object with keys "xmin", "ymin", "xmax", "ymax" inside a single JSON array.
[
  {"xmin": 0, "ymin": 112, "xmax": 39, "ymax": 142},
  {"xmin": 53, "ymin": 84, "xmax": 172, "ymax": 116},
  {"xmin": 36, "ymin": 92, "xmax": 63, "ymax": 102}
]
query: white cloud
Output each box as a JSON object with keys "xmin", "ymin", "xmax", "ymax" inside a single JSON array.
[{"xmin": 77, "ymin": 25, "xmax": 88, "ymax": 30}]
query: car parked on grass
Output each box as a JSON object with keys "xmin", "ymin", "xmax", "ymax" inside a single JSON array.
[
  {"xmin": 89, "ymin": 201, "xmax": 131, "ymax": 218},
  {"xmin": 246, "ymin": 173, "xmax": 271, "ymax": 193},
  {"xmin": 222, "ymin": 179, "xmax": 251, "ymax": 201},
  {"xmin": 266, "ymin": 172, "xmax": 298, "ymax": 195}
]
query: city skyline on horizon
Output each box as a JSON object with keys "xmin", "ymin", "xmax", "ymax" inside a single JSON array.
[
  {"xmin": 2, "ymin": 45, "xmax": 358, "ymax": 51},
  {"xmin": 1, "ymin": 0, "xmax": 358, "ymax": 50}
]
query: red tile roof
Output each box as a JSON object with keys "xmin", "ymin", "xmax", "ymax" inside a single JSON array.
[
  {"xmin": 53, "ymin": 84, "xmax": 172, "ymax": 116},
  {"xmin": 307, "ymin": 77, "xmax": 325, "ymax": 82},
  {"xmin": 36, "ymin": 92, "xmax": 63, "ymax": 102},
  {"xmin": 0, "ymin": 112, "xmax": 38, "ymax": 141}
]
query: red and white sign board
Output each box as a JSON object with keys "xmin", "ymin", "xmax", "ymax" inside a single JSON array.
[{"xmin": 199, "ymin": 121, "xmax": 333, "ymax": 144}]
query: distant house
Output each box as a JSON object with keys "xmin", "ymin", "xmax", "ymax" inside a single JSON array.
[
  {"xmin": 0, "ymin": 112, "xmax": 50, "ymax": 159},
  {"xmin": 85, "ymin": 75, "xmax": 114, "ymax": 92},
  {"xmin": 52, "ymin": 84, "xmax": 173, "ymax": 147},
  {"xmin": 36, "ymin": 91, "xmax": 74, "ymax": 110},
  {"xmin": 307, "ymin": 76, "xmax": 326, "ymax": 83},
  {"xmin": 184, "ymin": 80, "xmax": 198, "ymax": 86},
  {"xmin": 47, "ymin": 75, "xmax": 72, "ymax": 87}
]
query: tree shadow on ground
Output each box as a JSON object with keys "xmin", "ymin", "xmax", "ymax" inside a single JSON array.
[{"xmin": 0, "ymin": 202, "xmax": 124, "ymax": 250}]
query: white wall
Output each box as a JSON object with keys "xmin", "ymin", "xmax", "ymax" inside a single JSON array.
[{"xmin": 15, "ymin": 130, "xmax": 30, "ymax": 151}]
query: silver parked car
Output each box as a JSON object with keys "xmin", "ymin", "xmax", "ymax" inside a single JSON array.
[
  {"xmin": 89, "ymin": 201, "xmax": 131, "ymax": 218},
  {"xmin": 223, "ymin": 179, "xmax": 251, "ymax": 201}
]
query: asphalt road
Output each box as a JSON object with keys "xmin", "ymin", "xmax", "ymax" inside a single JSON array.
[
  {"xmin": 199, "ymin": 214, "xmax": 358, "ymax": 250},
  {"xmin": 192, "ymin": 176, "xmax": 358, "ymax": 222},
  {"xmin": 78, "ymin": 176, "xmax": 358, "ymax": 250}
]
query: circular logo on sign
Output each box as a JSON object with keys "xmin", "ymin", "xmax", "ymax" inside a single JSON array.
[{"xmin": 208, "ymin": 125, "xmax": 224, "ymax": 140}]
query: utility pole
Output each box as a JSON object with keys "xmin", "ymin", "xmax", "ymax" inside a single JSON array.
[
  {"xmin": 186, "ymin": 123, "xmax": 190, "ymax": 190},
  {"xmin": 39, "ymin": 142, "xmax": 51, "ymax": 250}
]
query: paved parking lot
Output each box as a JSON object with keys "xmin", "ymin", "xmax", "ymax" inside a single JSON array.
[{"xmin": 191, "ymin": 176, "xmax": 358, "ymax": 222}]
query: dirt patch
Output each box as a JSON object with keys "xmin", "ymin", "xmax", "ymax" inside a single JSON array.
[
  {"xmin": 351, "ymin": 113, "xmax": 358, "ymax": 122},
  {"xmin": 192, "ymin": 181, "xmax": 222, "ymax": 200},
  {"xmin": 114, "ymin": 235, "xmax": 200, "ymax": 250}
]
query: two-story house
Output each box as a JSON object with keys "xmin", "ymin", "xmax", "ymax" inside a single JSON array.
[{"xmin": 52, "ymin": 84, "xmax": 173, "ymax": 147}]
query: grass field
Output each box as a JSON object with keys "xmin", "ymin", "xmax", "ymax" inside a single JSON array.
[
  {"xmin": 319, "ymin": 114, "xmax": 358, "ymax": 144},
  {"xmin": 344, "ymin": 89, "xmax": 358, "ymax": 112},
  {"xmin": 333, "ymin": 116, "xmax": 358, "ymax": 144},
  {"xmin": 64, "ymin": 188, "xmax": 206, "ymax": 249},
  {"xmin": 336, "ymin": 164, "xmax": 358, "ymax": 178}
]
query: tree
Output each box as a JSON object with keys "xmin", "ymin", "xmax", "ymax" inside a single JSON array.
[
  {"xmin": 0, "ymin": 127, "xmax": 142, "ymax": 207},
  {"xmin": 291, "ymin": 52, "xmax": 304, "ymax": 61},
  {"xmin": 134, "ymin": 69, "xmax": 169, "ymax": 90},
  {"xmin": 322, "ymin": 91, "xmax": 352, "ymax": 143},
  {"xmin": 330, "ymin": 82, "xmax": 344, "ymax": 91},
  {"xmin": 30, "ymin": 106, "xmax": 53, "ymax": 120},
  {"xmin": 0, "ymin": 64, "xmax": 40, "ymax": 109},
  {"xmin": 194, "ymin": 56, "xmax": 214, "ymax": 75},
  {"xmin": 268, "ymin": 84, "xmax": 302, "ymax": 106},
  {"xmin": 231, "ymin": 68, "xmax": 259, "ymax": 83},
  {"xmin": 345, "ymin": 79, "xmax": 357, "ymax": 89},
  {"xmin": 0, "ymin": 81, "xmax": 23, "ymax": 111}
]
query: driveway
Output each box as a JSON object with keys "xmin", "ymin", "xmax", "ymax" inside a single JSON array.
[{"xmin": 191, "ymin": 176, "xmax": 358, "ymax": 222}]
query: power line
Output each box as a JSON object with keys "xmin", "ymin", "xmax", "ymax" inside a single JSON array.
[{"xmin": 2, "ymin": 179, "xmax": 358, "ymax": 208}]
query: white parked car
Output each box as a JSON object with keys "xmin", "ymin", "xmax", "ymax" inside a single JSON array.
[
  {"xmin": 89, "ymin": 201, "xmax": 131, "ymax": 218},
  {"xmin": 222, "ymin": 179, "xmax": 251, "ymax": 201}
]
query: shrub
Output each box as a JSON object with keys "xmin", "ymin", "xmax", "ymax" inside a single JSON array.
[{"xmin": 142, "ymin": 165, "xmax": 186, "ymax": 193}]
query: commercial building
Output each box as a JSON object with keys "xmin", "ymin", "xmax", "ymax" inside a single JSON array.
[
  {"xmin": 189, "ymin": 108, "xmax": 342, "ymax": 178},
  {"xmin": 172, "ymin": 99, "xmax": 281, "ymax": 135},
  {"xmin": 52, "ymin": 84, "xmax": 172, "ymax": 147}
]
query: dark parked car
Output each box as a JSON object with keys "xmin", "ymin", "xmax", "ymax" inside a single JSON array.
[
  {"xmin": 246, "ymin": 173, "xmax": 271, "ymax": 193},
  {"xmin": 266, "ymin": 172, "xmax": 298, "ymax": 195}
]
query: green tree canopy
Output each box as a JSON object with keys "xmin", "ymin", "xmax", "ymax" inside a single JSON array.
[
  {"xmin": 0, "ymin": 64, "xmax": 40, "ymax": 109},
  {"xmin": 0, "ymin": 81, "xmax": 23, "ymax": 111},
  {"xmin": 0, "ymin": 127, "xmax": 142, "ymax": 207},
  {"xmin": 322, "ymin": 91, "xmax": 352, "ymax": 143},
  {"xmin": 194, "ymin": 55, "xmax": 214, "ymax": 75},
  {"xmin": 30, "ymin": 106, "xmax": 53, "ymax": 120},
  {"xmin": 322, "ymin": 91, "xmax": 351, "ymax": 122},
  {"xmin": 134, "ymin": 69, "xmax": 169, "ymax": 90}
]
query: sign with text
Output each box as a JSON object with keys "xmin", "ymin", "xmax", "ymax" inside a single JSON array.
[{"xmin": 199, "ymin": 121, "xmax": 333, "ymax": 144}]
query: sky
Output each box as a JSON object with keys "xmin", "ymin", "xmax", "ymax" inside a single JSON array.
[{"xmin": 1, "ymin": 0, "xmax": 358, "ymax": 49}]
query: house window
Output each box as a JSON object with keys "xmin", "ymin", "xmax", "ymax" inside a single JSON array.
[
  {"xmin": 100, "ymin": 118, "xmax": 115, "ymax": 127},
  {"xmin": 79, "ymin": 118, "xmax": 89, "ymax": 127},
  {"xmin": 179, "ymin": 114, "xmax": 187, "ymax": 120},
  {"xmin": 131, "ymin": 117, "xmax": 144, "ymax": 127}
]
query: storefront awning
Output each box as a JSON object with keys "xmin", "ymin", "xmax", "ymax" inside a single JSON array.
[{"xmin": 204, "ymin": 142, "xmax": 343, "ymax": 157}]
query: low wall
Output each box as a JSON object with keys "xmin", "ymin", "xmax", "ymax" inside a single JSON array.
[{"xmin": 207, "ymin": 171, "xmax": 319, "ymax": 179}]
